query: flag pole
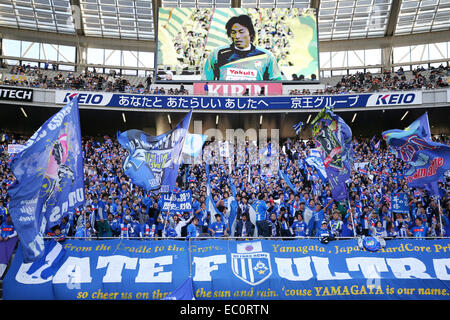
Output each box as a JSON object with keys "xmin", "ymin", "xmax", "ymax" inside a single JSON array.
[
  {"xmin": 188, "ymin": 236, "xmax": 192, "ymax": 277},
  {"xmin": 346, "ymin": 187, "xmax": 356, "ymax": 238},
  {"xmin": 436, "ymin": 195, "xmax": 444, "ymax": 237}
]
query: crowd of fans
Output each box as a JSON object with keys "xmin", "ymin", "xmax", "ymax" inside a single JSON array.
[
  {"xmin": 171, "ymin": 9, "xmax": 211, "ymax": 73},
  {"xmin": 290, "ymin": 64, "xmax": 450, "ymax": 95},
  {"xmin": 1, "ymin": 64, "xmax": 189, "ymax": 95},
  {"xmin": 2, "ymin": 62, "xmax": 448, "ymax": 97},
  {"xmin": 0, "ymin": 131, "xmax": 449, "ymax": 241}
]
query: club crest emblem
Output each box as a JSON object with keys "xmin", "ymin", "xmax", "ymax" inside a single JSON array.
[{"xmin": 231, "ymin": 242, "xmax": 272, "ymax": 286}]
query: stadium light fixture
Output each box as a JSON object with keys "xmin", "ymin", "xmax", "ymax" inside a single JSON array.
[
  {"xmin": 259, "ymin": 115, "xmax": 263, "ymax": 125},
  {"xmin": 306, "ymin": 114, "xmax": 312, "ymax": 124},
  {"xmin": 352, "ymin": 113, "xmax": 357, "ymax": 123},
  {"xmin": 122, "ymin": 113, "xmax": 126, "ymax": 123},
  {"xmin": 167, "ymin": 114, "xmax": 172, "ymax": 125},
  {"xmin": 400, "ymin": 111, "xmax": 409, "ymax": 121},
  {"xmin": 20, "ymin": 107, "xmax": 28, "ymax": 118},
  {"xmin": 216, "ymin": 115, "xmax": 219, "ymax": 125}
]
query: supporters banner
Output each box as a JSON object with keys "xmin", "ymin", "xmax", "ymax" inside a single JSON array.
[
  {"xmin": 156, "ymin": 8, "xmax": 319, "ymax": 82},
  {"xmin": 311, "ymin": 107, "xmax": 353, "ymax": 201},
  {"xmin": 117, "ymin": 110, "xmax": 192, "ymax": 193},
  {"xmin": 55, "ymin": 90, "xmax": 423, "ymax": 110},
  {"xmin": 193, "ymin": 83, "xmax": 283, "ymax": 95},
  {"xmin": 3, "ymin": 239, "xmax": 450, "ymax": 300},
  {"xmin": 383, "ymin": 113, "xmax": 450, "ymax": 190},
  {"xmin": 161, "ymin": 191, "xmax": 193, "ymax": 213},
  {"xmin": 7, "ymin": 97, "xmax": 85, "ymax": 263}
]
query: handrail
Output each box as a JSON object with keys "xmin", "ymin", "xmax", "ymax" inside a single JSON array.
[{"xmin": 43, "ymin": 236, "xmax": 450, "ymax": 240}]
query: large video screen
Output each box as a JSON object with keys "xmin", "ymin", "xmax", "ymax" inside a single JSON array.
[{"xmin": 156, "ymin": 8, "xmax": 319, "ymax": 82}]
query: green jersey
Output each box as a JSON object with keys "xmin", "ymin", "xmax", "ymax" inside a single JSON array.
[{"xmin": 202, "ymin": 44, "xmax": 283, "ymax": 81}]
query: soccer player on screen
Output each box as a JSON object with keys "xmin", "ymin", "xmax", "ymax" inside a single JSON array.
[{"xmin": 202, "ymin": 14, "xmax": 283, "ymax": 81}]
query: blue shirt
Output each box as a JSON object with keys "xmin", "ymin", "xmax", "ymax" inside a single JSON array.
[
  {"xmin": 195, "ymin": 209, "xmax": 209, "ymax": 227},
  {"xmin": 209, "ymin": 221, "xmax": 227, "ymax": 237},
  {"xmin": 256, "ymin": 200, "xmax": 268, "ymax": 221},
  {"xmin": 186, "ymin": 224, "xmax": 200, "ymax": 239},
  {"xmin": 291, "ymin": 220, "xmax": 308, "ymax": 237},
  {"xmin": 0, "ymin": 207, "xmax": 7, "ymax": 221},
  {"xmin": 318, "ymin": 227, "xmax": 332, "ymax": 239},
  {"xmin": 1, "ymin": 222, "xmax": 16, "ymax": 238},
  {"xmin": 60, "ymin": 222, "xmax": 71, "ymax": 237},
  {"xmin": 164, "ymin": 226, "xmax": 177, "ymax": 237},
  {"xmin": 411, "ymin": 224, "xmax": 428, "ymax": 238}
]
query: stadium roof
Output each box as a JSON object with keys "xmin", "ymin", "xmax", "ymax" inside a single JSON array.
[{"xmin": 0, "ymin": 0, "xmax": 449, "ymax": 46}]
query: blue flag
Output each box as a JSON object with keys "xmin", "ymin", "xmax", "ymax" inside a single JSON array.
[
  {"xmin": 182, "ymin": 133, "xmax": 207, "ymax": 157},
  {"xmin": 390, "ymin": 192, "xmax": 409, "ymax": 214},
  {"xmin": 118, "ymin": 110, "xmax": 192, "ymax": 193},
  {"xmin": 382, "ymin": 113, "xmax": 450, "ymax": 191},
  {"xmin": 358, "ymin": 236, "xmax": 381, "ymax": 252},
  {"xmin": 305, "ymin": 149, "xmax": 328, "ymax": 181},
  {"xmin": 164, "ymin": 276, "xmax": 196, "ymax": 300},
  {"xmin": 293, "ymin": 121, "xmax": 305, "ymax": 135},
  {"xmin": 311, "ymin": 107, "xmax": 353, "ymax": 201},
  {"xmin": 8, "ymin": 97, "xmax": 85, "ymax": 263},
  {"xmin": 278, "ymin": 169, "xmax": 298, "ymax": 194}
]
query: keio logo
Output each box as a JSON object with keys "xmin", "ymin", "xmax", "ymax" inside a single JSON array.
[
  {"xmin": 376, "ymin": 93, "xmax": 415, "ymax": 105},
  {"xmin": 63, "ymin": 92, "xmax": 104, "ymax": 105}
]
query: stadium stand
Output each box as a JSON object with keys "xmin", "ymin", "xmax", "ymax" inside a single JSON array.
[
  {"xmin": 0, "ymin": 0, "xmax": 449, "ymax": 303},
  {"xmin": 1, "ymin": 63, "xmax": 448, "ymax": 95},
  {"xmin": 0, "ymin": 131, "xmax": 448, "ymax": 240}
]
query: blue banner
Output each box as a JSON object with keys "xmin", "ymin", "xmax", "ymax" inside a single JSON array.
[
  {"xmin": 383, "ymin": 113, "xmax": 450, "ymax": 190},
  {"xmin": 7, "ymin": 97, "xmax": 85, "ymax": 263},
  {"xmin": 161, "ymin": 191, "xmax": 193, "ymax": 213},
  {"xmin": 56, "ymin": 90, "xmax": 423, "ymax": 111},
  {"xmin": 117, "ymin": 110, "xmax": 192, "ymax": 192},
  {"xmin": 391, "ymin": 193, "xmax": 409, "ymax": 214},
  {"xmin": 311, "ymin": 107, "xmax": 353, "ymax": 201},
  {"xmin": 4, "ymin": 239, "xmax": 450, "ymax": 300}
]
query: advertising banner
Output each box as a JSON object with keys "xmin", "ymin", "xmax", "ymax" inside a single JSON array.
[
  {"xmin": 0, "ymin": 86, "xmax": 33, "ymax": 102},
  {"xmin": 193, "ymin": 83, "xmax": 283, "ymax": 96},
  {"xmin": 55, "ymin": 90, "xmax": 423, "ymax": 111},
  {"xmin": 4, "ymin": 239, "xmax": 450, "ymax": 300}
]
